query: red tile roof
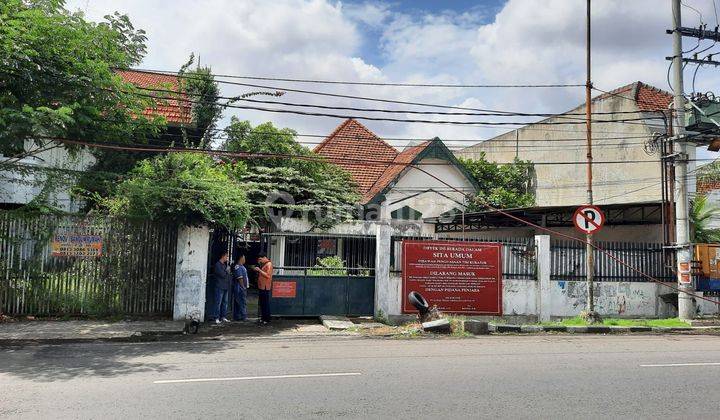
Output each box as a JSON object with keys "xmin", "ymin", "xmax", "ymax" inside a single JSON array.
[
  {"xmin": 594, "ymin": 81, "xmax": 673, "ymax": 112},
  {"xmin": 698, "ymin": 180, "xmax": 720, "ymax": 194},
  {"xmin": 315, "ymin": 119, "xmax": 400, "ymax": 201},
  {"xmin": 115, "ymin": 70, "xmax": 192, "ymax": 125}
]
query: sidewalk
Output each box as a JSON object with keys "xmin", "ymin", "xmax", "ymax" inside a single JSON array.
[{"xmin": 0, "ymin": 318, "xmax": 352, "ymax": 345}]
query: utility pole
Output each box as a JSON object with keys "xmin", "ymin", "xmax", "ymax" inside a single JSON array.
[
  {"xmin": 670, "ymin": 0, "xmax": 696, "ymax": 320},
  {"xmin": 584, "ymin": 0, "xmax": 598, "ymax": 320}
]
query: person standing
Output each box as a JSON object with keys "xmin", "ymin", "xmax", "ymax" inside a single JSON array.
[
  {"xmin": 253, "ymin": 253, "xmax": 273, "ymax": 325},
  {"xmin": 212, "ymin": 251, "xmax": 231, "ymax": 324},
  {"xmin": 232, "ymin": 254, "xmax": 249, "ymax": 321}
]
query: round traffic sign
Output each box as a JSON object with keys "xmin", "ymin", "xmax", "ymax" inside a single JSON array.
[{"xmin": 573, "ymin": 205, "xmax": 605, "ymax": 234}]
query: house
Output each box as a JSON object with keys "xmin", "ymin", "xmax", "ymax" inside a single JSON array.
[
  {"xmin": 0, "ymin": 70, "xmax": 192, "ymax": 212},
  {"xmin": 313, "ymin": 119, "xmax": 478, "ymax": 221}
]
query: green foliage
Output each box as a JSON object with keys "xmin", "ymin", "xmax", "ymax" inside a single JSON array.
[
  {"xmin": 0, "ymin": 0, "xmax": 163, "ymax": 157},
  {"xmin": 459, "ymin": 153, "xmax": 535, "ymax": 209},
  {"xmin": 103, "ymin": 153, "xmax": 250, "ymax": 229},
  {"xmin": 183, "ymin": 65, "xmax": 222, "ymax": 146},
  {"xmin": 223, "ymin": 118, "xmax": 360, "ymax": 228},
  {"xmin": 690, "ymin": 195, "xmax": 720, "ymax": 243},
  {"xmin": 307, "ymin": 256, "xmax": 348, "ymax": 276}
]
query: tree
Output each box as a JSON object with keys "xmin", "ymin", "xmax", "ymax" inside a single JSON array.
[
  {"xmin": 459, "ymin": 153, "xmax": 535, "ymax": 209},
  {"xmin": 183, "ymin": 65, "xmax": 222, "ymax": 146},
  {"xmin": 0, "ymin": 0, "xmax": 162, "ymax": 159},
  {"xmin": 690, "ymin": 195, "xmax": 720, "ymax": 243},
  {"xmin": 222, "ymin": 118, "xmax": 360, "ymax": 228},
  {"xmin": 103, "ymin": 152, "xmax": 250, "ymax": 229}
]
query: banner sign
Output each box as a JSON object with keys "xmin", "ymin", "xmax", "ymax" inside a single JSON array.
[
  {"xmin": 51, "ymin": 224, "xmax": 104, "ymax": 257},
  {"xmin": 402, "ymin": 240, "xmax": 502, "ymax": 315},
  {"xmin": 272, "ymin": 281, "xmax": 297, "ymax": 298}
]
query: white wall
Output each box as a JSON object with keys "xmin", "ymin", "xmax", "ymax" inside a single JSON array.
[
  {"xmin": 0, "ymin": 141, "xmax": 95, "ymax": 212},
  {"xmin": 384, "ymin": 157, "xmax": 476, "ymax": 219}
]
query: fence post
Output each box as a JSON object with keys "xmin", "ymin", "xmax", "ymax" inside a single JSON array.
[
  {"xmin": 535, "ymin": 235, "xmax": 552, "ymax": 322},
  {"xmin": 374, "ymin": 222, "xmax": 393, "ymax": 319},
  {"xmin": 173, "ymin": 225, "xmax": 210, "ymax": 322}
]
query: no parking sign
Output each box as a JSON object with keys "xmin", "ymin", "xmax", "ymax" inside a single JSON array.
[{"xmin": 573, "ymin": 205, "xmax": 605, "ymax": 234}]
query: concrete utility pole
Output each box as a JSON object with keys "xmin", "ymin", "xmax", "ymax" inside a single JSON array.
[
  {"xmin": 584, "ymin": 0, "xmax": 597, "ymax": 318},
  {"xmin": 670, "ymin": 0, "xmax": 696, "ymax": 320}
]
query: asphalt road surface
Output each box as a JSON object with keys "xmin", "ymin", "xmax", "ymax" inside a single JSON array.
[{"xmin": 2, "ymin": 334, "xmax": 720, "ymax": 419}]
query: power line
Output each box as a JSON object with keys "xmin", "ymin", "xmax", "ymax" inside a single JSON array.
[
  {"xmin": 132, "ymin": 68, "xmax": 585, "ymax": 89},
  {"xmin": 35, "ymin": 135, "xmax": 720, "ymax": 167},
  {"xmin": 119, "ymin": 68, "xmax": 673, "ymax": 118}
]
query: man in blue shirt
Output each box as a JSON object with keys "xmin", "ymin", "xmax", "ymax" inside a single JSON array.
[
  {"xmin": 232, "ymin": 254, "xmax": 249, "ymax": 321},
  {"xmin": 212, "ymin": 252, "xmax": 231, "ymax": 324}
]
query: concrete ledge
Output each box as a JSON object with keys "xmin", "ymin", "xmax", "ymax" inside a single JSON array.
[
  {"xmin": 566, "ymin": 326, "xmax": 588, "ymax": 333},
  {"xmin": 520, "ymin": 325, "xmax": 543, "ymax": 333},
  {"xmin": 494, "ymin": 324, "xmax": 522, "ymax": 333}
]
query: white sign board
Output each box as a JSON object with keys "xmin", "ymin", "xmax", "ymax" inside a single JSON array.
[{"xmin": 573, "ymin": 205, "xmax": 605, "ymax": 234}]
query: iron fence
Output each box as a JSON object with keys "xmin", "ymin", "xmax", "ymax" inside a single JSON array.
[
  {"xmin": 391, "ymin": 236, "xmax": 536, "ymax": 280},
  {"xmin": 550, "ymin": 240, "xmax": 673, "ymax": 282},
  {"xmin": 0, "ymin": 213, "xmax": 177, "ymax": 316},
  {"xmin": 260, "ymin": 233, "xmax": 376, "ymax": 275}
]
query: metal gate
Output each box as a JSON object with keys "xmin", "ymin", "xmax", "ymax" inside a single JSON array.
[
  {"xmin": 261, "ymin": 233, "xmax": 376, "ymax": 317},
  {"xmin": 271, "ymin": 274, "xmax": 374, "ymax": 316}
]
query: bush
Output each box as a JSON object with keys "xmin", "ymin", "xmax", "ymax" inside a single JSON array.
[{"xmin": 103, "ymin": 152, "xmax": 250, "ymax": 229}]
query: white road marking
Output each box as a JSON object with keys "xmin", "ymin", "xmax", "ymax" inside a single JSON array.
[
  {"xmin": 640, "ymin": 362, "xmax": 720, "ymax": 367},
  {"xmin": 154, "ymin": 372, "xmax": 362, "ymax": 384}
]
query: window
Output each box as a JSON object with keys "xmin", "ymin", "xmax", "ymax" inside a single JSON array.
[{"xmin": 391, "ymin": 206, "xmax": 423, "ymax": 220}]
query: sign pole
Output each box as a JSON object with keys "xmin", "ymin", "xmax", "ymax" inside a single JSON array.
[
  {"xmin": 584, "ymin": 0, "xmax": 598, "ymax": 320},
  {"xmin": 671, "ymin": 0, "xmax": 696, "ymax": 320}
]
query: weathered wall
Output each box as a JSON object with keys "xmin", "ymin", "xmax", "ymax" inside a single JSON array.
[
  {"xmin": 456, "ymin": 96, "xmax": 665, "ymax": 207},
  {"xmin": 503, "ymin": 280, "xmax": 537, "ymax": 316},
  {"xmin": 173, "ymin": 225, "xmax": 210, "ymax": 322},
  {"xmin": 549, "ymin": 280, "xmax": 667, "ymax": 318}
]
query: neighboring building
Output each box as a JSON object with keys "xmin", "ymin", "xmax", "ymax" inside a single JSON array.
[
  {"xmin": 457, "ymin": 82, "xmax": 678, "ymax": 207},
  {"xmin": 0, "ymin": 70, "xmax": 192, "ymax": 212},
  {"xmin": 314, "ymin": 119, "xmax": 478, "ymax": 221}
]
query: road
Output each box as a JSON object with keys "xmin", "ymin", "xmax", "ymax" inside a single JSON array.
[{"xmin": 1, "ymin": 334, "xmax": 720, "ymax": 419}]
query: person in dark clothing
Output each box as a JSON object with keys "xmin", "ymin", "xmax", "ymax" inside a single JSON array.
[
  {"xmin": 253, "ymin": 253, "xmax": 273, "ymax": 325},
  {"xmin": 232, "ymin": 254, "xmax": 249, "ymax": 321},
  {"xmin": 212, "ymin": 252, "xmax": 231, "ymax": 324}
]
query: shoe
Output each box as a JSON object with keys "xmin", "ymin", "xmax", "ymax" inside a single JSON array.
[
  {"xmin": 221, "ymin": 318, "xmax": 230, "ymax": 323},
  {"xmin": 214, "ymin": 319, "xmax": 221, "ymax": 324}
]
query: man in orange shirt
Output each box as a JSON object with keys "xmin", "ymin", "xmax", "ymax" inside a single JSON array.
[{"xmin": 253, "ymin": 253, "xmax": 273, "ymax": 325}]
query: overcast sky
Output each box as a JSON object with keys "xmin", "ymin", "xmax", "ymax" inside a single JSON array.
[{"xmin": 65, "ymin": 0, "xmax": 720, "ymax": 157}]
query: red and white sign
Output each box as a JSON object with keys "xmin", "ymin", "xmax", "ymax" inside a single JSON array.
[
  {"xmin": 678, "ymin": 262, "xmax": 692, "ymax": 284},
  {"xmin": 573, "ymin": 205, "xmax": 605, "ymax": 234},
  {"xmin": 272, "ymin": 281, "xmax": 297, "ymax": 298},
  {"xmin": 402, "ymin": 240, "xmax": 502, "ymax": 315}
]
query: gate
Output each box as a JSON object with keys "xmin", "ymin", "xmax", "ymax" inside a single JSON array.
[
  {"xmin": 261, "ymin": 233, "xmax": 376, "ymax": 317},
  {"xmin": 271, "ymin": 274, "xmax": 374, "ymax": 316}
]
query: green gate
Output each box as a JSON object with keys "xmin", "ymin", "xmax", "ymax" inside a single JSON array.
[{"xmin": 270, "ymin": 274, "xmax": 375, "ymax": 316}]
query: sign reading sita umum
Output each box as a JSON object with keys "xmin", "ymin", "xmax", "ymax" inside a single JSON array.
[{"xmin": 402, "ymin": 240, "xmax": 502, "ymax": 315}]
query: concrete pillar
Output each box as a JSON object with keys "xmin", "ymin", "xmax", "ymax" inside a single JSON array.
[
  {"xmin": 535, "ymin": 235, "xmax": 552, "ymax": 322},
  {"xmin": 273, "ymin": 235, "xmax": 286, "ymax": 275},
  {"xmin": 173, "ymin": 225, "xmax": 210, "ymax": 322},
  {"xmin": 374, "ymin": 222, "xmax": 393, "ymax": 319}
]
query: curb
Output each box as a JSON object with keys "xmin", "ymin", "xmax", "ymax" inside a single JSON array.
[{"xmin": 487, "ymin": 323, "xmax": 717, "ymax": 334}]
